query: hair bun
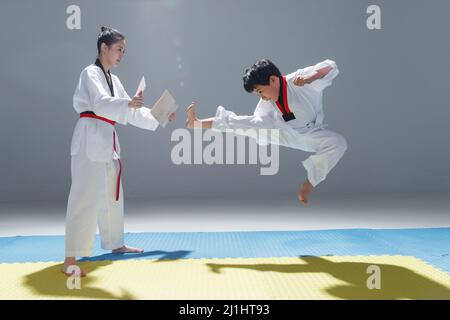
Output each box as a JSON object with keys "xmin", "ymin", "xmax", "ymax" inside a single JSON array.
[{"xmin": 100, "ymin": 26, "xmax": 109, "ymax": 32}]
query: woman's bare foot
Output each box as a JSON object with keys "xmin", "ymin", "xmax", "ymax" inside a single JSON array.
[
  {"xmin": 186, "ymin": 102, "xmax": 197, "ymax": 129},
  {"xmin": 297, "ymin": 180, "xmax": 313, "ymax": 205},
  {"xmin": 112, "ymin": 245, "xmax": 144, "ymax": 254},
  {"xmin": 61, "ymin": 257, "xmax": 86, "ymax": 277}
]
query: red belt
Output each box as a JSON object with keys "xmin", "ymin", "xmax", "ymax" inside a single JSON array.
[{"xmin": 80, "ymin": 113, "xmax": 122, "ymax": 202}]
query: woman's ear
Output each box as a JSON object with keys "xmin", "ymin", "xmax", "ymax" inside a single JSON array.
[{"xmin": 100, "ymin": 42, "xmax": 108, "ymax": 55}]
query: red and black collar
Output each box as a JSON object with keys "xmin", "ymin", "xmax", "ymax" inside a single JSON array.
[{"xmin": 275, "ymin": 76, "xmax": 296, "ymax": 122}]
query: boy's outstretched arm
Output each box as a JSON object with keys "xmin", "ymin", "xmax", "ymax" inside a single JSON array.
[{"xmin": 293, "ymin": 65, "xmax": 333, "ymax": 86}]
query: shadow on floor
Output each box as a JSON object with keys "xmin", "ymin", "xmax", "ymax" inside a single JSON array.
[
  {"xmin": 22, "ymin": 261, "xmax": 135, "ymax": 299},
  {"xmin": 22, "ymin": 249, "xmax": 192, "ymax": 299},
  {"xmin": 79, "ymin": 250, "xmax": 192, "ymax": 262},
  {"xmin": 206, "ymin": 256, "xmax": 450, "ymax": 299}
]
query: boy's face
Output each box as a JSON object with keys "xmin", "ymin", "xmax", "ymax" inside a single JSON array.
[{"xmin": 253, "ymin": 75, "xmax": 280, "ymax": 101}]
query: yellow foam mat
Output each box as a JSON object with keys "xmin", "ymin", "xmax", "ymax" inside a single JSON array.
[{"xmin": 1, "ymin": 256, "xmax": 449, "ymax": 299}]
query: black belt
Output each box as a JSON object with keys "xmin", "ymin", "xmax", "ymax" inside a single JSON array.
[{"xmin": 80, "ymin": 111, "xmax": 96, "ymax": 116}]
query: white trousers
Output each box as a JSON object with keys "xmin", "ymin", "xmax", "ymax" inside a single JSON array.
[
  {"xmin": 65, "ymin": 136, "xmax": 124, "ymax": 258},
  {"xmin": 256, "ymin": 127, "xmax": 347, "ymax": 187},
  {"xmin": 295, "ymin": 128, "xmax": 347, "ymax": 187},
  {"xmin": 213, "ymin": 107, "xmax": 347, "ymax": 187}
]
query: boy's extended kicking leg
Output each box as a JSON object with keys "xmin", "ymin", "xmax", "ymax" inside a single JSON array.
[
  {"xmin": 186, "ymin": 103, "xmax": 346, "ymax": 205},
  {"xmin": 186, "ymin": 102, "xmax": 214, "ymax": 129}
]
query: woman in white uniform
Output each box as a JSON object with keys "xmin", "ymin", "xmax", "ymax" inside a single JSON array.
[
  {"xmin": 63, "ymin": 27, "xmax": 176, "ymax": 276},
  {"xmin": 186, "ymin": 59, "xmax": 347, "ymax": 205}
]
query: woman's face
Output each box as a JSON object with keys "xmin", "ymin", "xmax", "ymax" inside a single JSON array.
[{"xmin": 102, "ymin": 39, "xmax": 126, "ymax": 67}]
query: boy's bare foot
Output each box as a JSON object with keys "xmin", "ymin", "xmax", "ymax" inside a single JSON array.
[
  {"xmin": 112, "ymin": 245, "xmax": 144, "ymax": 254},
  {"xmin": 297, "ymin": 180, "xmax": 313, "ymax": 205},
  {"xmin": 61, "ymin": 257, "xmax": 86, "ymax": 277},
  {"xmin": 186, "ymin": 102, "xmax": 197, "ymax": 129}
]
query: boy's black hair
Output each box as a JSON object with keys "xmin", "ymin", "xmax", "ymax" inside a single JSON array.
[
  {"xmin": 243, "ymin": 59, "xmax": 282, "ymax": 93},
  {"xmin": 97, "ymin": 26, "xmax": 125, "ymax": 55}
]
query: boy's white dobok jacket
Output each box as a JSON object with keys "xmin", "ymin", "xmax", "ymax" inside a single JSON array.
[
  {"xmin": 213, "ymin": 59, "xmax": 339, "ymax": 142},
  {"xmin": 211, "ymin": 59, "xmax": 347, "ymax": 187}
]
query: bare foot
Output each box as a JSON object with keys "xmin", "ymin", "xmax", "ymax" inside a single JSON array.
[
  {"xmin": 186, "ymin": 102, "xmax": 197, "ymax": 129},
  {"xmin": 297, "ymin": 180, "xmax": 313, "ymax": 205},
  {"xmin": 61, "ymin": 257, "xmax": 86, "ymax": 277},
  {"xmin": 112, "ymin": 245, "xmax": 144, "ymax": 254}
]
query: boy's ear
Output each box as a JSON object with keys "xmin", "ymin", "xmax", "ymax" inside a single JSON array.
[{"xmin": 269, "ymin": 75, "xmax": 278, "ymax": 84}]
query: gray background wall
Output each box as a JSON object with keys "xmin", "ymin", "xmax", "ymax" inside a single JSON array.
[{"xmin": 0, "ymin": 0, "xmax": 449, "ymax": 202}]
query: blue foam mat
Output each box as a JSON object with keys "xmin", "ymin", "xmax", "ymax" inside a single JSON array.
[{"xmin": 0, "ymin": 228, "xmax": 448, "ymax": 273}]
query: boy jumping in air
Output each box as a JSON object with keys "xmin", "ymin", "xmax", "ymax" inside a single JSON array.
[{"xmin": 186, "ymin": 59, "xmax": 347, "ymax": 204}]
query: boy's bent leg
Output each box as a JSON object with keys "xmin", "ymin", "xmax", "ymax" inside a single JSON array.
[
  {"xmin": 301, "ymin": 129, "xmax": 348, "ymax": 187},
  {"xmin": 298, "ymin": 179, "xmax": 314, "ymax": 205}
]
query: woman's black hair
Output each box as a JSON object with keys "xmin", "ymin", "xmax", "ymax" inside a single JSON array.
[
  {"xmin": 243, "ymin": 59, "xmax": 282, "ymax": 93},
  {"xmin": 97, "ymin": 26, "xmax": 125, "ymax": 55}
]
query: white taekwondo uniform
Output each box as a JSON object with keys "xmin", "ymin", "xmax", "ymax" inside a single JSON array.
[
  {"xmin": 212, "ymin": 59, "xmax": 347, "ymax": 187},
  {"xmin": 65, "ymin": 59, "xmax": 159, "ymax": 257}
]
